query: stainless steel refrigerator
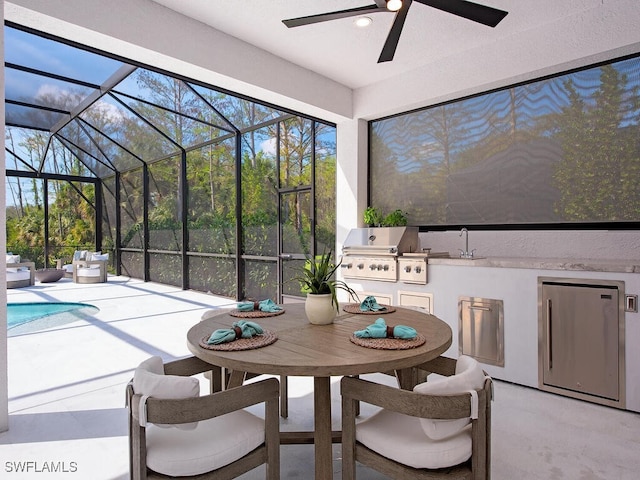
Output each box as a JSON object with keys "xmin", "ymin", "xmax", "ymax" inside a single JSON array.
[{"xmin": 538, "ymin": 278, "xmax": 625, "ymax": 408}]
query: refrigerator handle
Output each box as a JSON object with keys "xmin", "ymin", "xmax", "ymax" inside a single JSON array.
[{"xmin": 546, "ymin": 298, "xmax": 553, "ymax": 369}]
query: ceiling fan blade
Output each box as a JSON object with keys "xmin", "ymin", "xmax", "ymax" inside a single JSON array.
[
  {"xmin": 415, "ymin": 0, "xmax": 508, "ymax": 27},
  {"xmin": 378, "ymin": 0, "xmax": 413, "ymax": 63},
  {"xmin": 283, "ymin": 4, "xmax": 385, "ymax": 28}
]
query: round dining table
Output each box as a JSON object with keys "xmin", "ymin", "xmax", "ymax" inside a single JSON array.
[{"xmin": 187, "ymin": 303, "xmax": 452, "ymax": 480}]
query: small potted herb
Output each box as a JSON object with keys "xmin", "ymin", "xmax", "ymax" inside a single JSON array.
[
  {"xmin": 383, "ymin": 209, "xmax": 408, "ymax": 227},
  {"xmin": 363, "ymin": 206, "xmax": 383, "ymax": 227}
]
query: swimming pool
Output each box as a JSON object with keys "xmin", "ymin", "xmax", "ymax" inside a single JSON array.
[{"xmin": 7, "ymin": 302, "xmax": 99, "ymax": 335}]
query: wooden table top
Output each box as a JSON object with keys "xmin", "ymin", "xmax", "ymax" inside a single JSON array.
[{"xmin": 187, "ymin": 303, "xmax": 452, "ymax": 377}]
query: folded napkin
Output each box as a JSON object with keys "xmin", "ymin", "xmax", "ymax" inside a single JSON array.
[
  {"xmin": 354, "ymin": 318, "xmax": 417, "ymax": 339},
  {"xmin": 237, "ymin": 299, "xmax": 283, "ymax": 313},
  {"xmin": 360, "ymin": 295, "xmax": 387, "ymax": 312},
  {"xmin": 207, "ymin": 320, "xmax": 264, "ymax": 345}
]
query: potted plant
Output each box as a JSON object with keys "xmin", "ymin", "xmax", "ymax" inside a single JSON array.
[
  {"xmin": 364, "ymin": 206, "xmax": 408, "ymax": 227},
  {"xmin": 363, "ymin": 206, "xmax": 383, "ymax": 227},
  {"xmin": 383, "ymin": 209, "xmax": 408, "ymax": 226},
  {"xmin": 294, "ymin": 249, "xmax": 359, "ymax": 325}
]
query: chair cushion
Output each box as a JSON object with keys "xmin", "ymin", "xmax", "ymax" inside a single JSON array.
[
  {"xmin": 6, "ymin": 270, "xmax": 30, "ymax": 280},
  {"xmin": 76, "ymin": 266, "xmax": 102, "ymax": 276},
  {"xmin": 146, "ymin": 410, "xmax": 265, "ymax": 477},
  {"xmin": 90, "ymin": 252, "xmax": 109, "ymax": 261},
  {"xmin": 356, "ymin": 408, "xmax": 472, "ymax": 469},
  {"xmin": 6, "ymin": 254, "xmax": 20, "ymax": 264},
  {"xmin": 133, "ymin": 356, "xmax": 200, "ymax": 430},
  {"xmin": 413, "ymin": 355, "xmax": 486, "ymax": 440},
  {"xmin": 72, "ymin": 250, "xmax": 88, "ymax": 261}
]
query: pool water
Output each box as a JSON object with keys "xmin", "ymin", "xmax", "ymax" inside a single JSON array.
[{"xmin": 7, "ymin": 302, "xmax": 99, "ymax": 334}]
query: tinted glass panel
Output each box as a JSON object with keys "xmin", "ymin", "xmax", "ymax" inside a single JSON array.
[
  {"xmin": 5, "ymin": 127, "xmax": 47, "ymax": 172},
  {"xmin": 120, "ymin": 169, "xmax": 144, "ymax": 249},
  {"xmin": 244, "ymin": 259, "xmax": 277, "ymax": 301},
  {"xmin": 5, "ymin": 26, "xmax": 122, "ymax": 85},
  {"xmin": 149, "ymin": 252, "xmax": 182, "ymax": 287},
  {"xmin": 242, "ymin": 127, "xmax": 278, "ymax": 257},
  {"xmin": 148, "ymin": 157, "xmax": 182, "ymax": 251},
  {"xmin": 82, "ymin": 95, "xmax": 179, "ymax": 161},
  {"xmin": 189, "ymin": 84, "xmax": 287, "ymax": 131},
  {"xmin": 5, "ymin": 102, "xmax": 66, "ymax": 130},
  {"xmin": 187, "ymin": 141, "xmax": 236, "ymax": 254},
  {"xmin": 315, "ymin": 126, "xmax": 337, "ymax": 251},
  {"xmin": 5, "ymin": 67, "xmax": 95, "ymax": 109},
  {"xmin": 121, "ymin": 251, "xmax": 143, "ymax": 279},
  {"xmin": 370, "ymin": 55, "xmax": 640, "ymax": 226},
  {"xmin": 281, "ymin": 191, "xmax": 311, "ymax": 255},
  {"xmin": 280, "ymin": 118, "xmax": 313, "ymax": 188},
  {"xmin": 188, "ymin": 256, "xmax": 236, "ymax": 298},
  {"xmin": 101, "ymin": 176, "xmax": 117, "ymax": 258}
]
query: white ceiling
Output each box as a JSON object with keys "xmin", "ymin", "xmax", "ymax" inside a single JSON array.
[{"xmin": 150, "ymin": 0, "xmax": 608, "ymax": 90}]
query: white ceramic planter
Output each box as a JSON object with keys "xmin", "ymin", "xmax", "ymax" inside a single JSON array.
[{"xmin": 305, "ymin": 293, "xmax": 337, "ymax": 325}]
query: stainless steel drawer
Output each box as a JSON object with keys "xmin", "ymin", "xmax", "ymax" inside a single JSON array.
[{"xmin": 458, "ymin": 296, "xmax": 504, "ymax": 367}]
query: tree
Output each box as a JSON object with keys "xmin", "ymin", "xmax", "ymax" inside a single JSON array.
[{"xmin": 552, "ymin": 65, "xmax": 640, "ymax": 220}]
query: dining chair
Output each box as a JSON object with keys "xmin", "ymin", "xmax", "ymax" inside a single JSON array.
[
  {"xmin": 341, "ymin": 355, "xmax": 493, "ymax": 480},
  {"xmin": 126, "ymin": 355, "xmax": 280, "ymax": 479}
]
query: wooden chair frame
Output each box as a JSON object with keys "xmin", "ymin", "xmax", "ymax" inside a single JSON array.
[
  {"xmin": 126, "ymin": 356, "xmax": 280, "ymax": 480},
  {"xmin": 341, "ymin": 356, "xmax": 492, "ymax": 480},
  {"xmin": 6, "ymin": 261, "xmax": 35, "ymax": 288}
]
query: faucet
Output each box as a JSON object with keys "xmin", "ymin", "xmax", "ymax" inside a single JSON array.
[{"xmin": 458, "ymin": 227, "xmax": 476, "ymax": 258}]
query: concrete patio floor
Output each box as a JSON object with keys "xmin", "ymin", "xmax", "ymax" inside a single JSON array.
[{"xmin": 2, "ymin": 275, "xmax": 639, "ymax": 479}]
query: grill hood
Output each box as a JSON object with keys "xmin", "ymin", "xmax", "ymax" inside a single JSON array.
[{"xmin": 342, "ymin": 227, "xmax": 419, "ymax": 255}]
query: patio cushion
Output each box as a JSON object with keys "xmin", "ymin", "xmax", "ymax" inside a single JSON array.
[
  {"xmin": 356, "ymin": 408, "xmax": 472, "ymax": 469},
  {"xmin": 76, "ymin": 266, "xmax": 102, "ymax": 276},
  {"xmin": 413, "ymin": 355, "xmax": 486, "ymax": 440},
  {"xmin": 6, "ymin": 270, "xmax": 30, "ymax": 281},
  {"xmin": 72, "ymin": 250, "xmax": 89, "ymax": 261},
  {"xmin": 90, "ymin": 252, "xmax": 109, "ymax": 261},
  {"xmin": 6, "ymin": 254, "xmax": 21, "ymax": 264},
  {"xmin": 145, "ymin": 410, "xmax": 265, "ymax": 477},
  {"xmin": 133, "ymin": 356, "xmax": 200, "ymax": 430}
]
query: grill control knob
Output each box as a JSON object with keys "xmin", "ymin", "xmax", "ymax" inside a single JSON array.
[
  {"xmin": 415, "ymin": 266, "xmax": 421, "ymax": 273},
  {"xmin": 357, "ymin": 264, "xmax": 364, "ymax": 270},
  {"xmin": 369, "ymin": 264, "xmax": 376, "ymax": 271},
  {"xmin": 404, "ymin": 265, "xmax": 412, "ymax": 273},
  {"xmin": 383, "ymin": 265, "xmax": 389, "ymax": 271}
]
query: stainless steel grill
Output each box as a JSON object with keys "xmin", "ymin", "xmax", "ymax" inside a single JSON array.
[{"xmin": 341, "ymin": 227, "xmax": 419, "ymax": 282}]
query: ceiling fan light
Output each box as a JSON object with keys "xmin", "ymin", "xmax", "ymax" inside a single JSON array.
[
  {"xmin": 354, "ymin": 16, "xmax": 373, "ymax": 28},
  {"xmin": 386, "ymin": 0, "xmax": 402, "ymax": 12}
]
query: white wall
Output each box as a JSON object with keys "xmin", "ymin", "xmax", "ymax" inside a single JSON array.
[{"xmin": 1, "ymin": 0, "xmax": 9, "ymax": 433}]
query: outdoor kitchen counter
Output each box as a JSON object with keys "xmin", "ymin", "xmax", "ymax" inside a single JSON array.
[{"xmin": 426, "ymin": 256, "xmax": 640, "ymax": 274}]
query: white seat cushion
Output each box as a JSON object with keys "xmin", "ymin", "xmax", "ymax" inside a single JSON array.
[
  {"xmin": 356, "ymin": 409, "xmax": 472, "ymax": 469},
  {"xmin": 6, "ymin": 270, "xmax": 30, "ymax": 281},
  {"xmin": 6, "ymin": 254, "xmax": 20, "ymax": 263},
  {"xmin": 76, "ymin": 267, "xmax": 101, "ymax": 277},
  {"xmin": 413, "ymin": 355, "xmax": 486, "ymax": 440},
  {"xmin": 146, "ymin": 410, "xmax": 265, "ymax": 477}
]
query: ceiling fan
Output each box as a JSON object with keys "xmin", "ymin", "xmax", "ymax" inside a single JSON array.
[{"xmin": 283, "ymin": 0, "xmax": 508, "ymax": 63}]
